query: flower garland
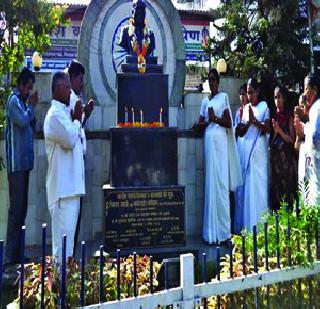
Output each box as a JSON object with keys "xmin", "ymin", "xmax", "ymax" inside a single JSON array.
[{"xmin": 128, "ymin": 18, "xmax": 150, "ymax": 73}]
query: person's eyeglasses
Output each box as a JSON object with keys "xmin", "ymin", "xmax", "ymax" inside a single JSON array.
[
  {"xmin": 247, "ymin": 90, "xmax": 255, "ymax": 95},
  {"xmin": 239, "ymin": 92, "xmax": 247, "ymax": 96}
]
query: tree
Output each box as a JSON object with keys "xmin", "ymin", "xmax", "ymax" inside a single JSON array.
[
  {"xmin": 204, "ymin": 0, "xmax": 317, "ymax": 105},
  {"xmin": 0, "ymin": 0, "xmax": 66, "ymax": 122},
  {"xmin": 0, "ymin": 0, "xmax": 66, "ymax": 169}
]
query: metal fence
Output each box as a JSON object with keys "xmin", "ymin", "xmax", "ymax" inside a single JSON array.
[{"xmin": 0, "ymin": 217, "xmax": 319, "ymax": 309}]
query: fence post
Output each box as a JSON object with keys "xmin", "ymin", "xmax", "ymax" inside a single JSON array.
[
  {"xmin": 180, "ymin": 253, "xmax": 194, "ymax": 309},
  {"xmin": 0, "ymin": 240, "xmax": 3, "ymax": 308}
]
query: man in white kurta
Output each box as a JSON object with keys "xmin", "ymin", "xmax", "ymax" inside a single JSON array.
[
  {"xmin": 67, "ymin": 60, "xmax": 94, "ymax": 253},
  {"xmin": 67, "ymin": 60, "xmax": 94, "ymax": 154},
  {"xmin": 44, "ymin": 72, "xmax": 85, "ymax": 262}
]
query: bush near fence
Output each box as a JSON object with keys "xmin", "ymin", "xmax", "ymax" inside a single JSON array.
[{"xmin": 0, "ymin": 197, "xmax": 319, "ymax": 308}]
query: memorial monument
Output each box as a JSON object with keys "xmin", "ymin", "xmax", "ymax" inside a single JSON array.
[
  {"xmin": 118, "ymin": 0, "xmax": 162, "ymax": 75},
  {"xmin": 117, "ymin": 0, "xmax": 167, "ymax": 125},
  {"xmin": 78, "ymin": 0, "xmax": 186, "ymax": 252}
]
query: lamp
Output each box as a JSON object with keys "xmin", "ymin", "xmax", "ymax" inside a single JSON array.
[
  {"xmin": 32, "ymin": 52, "xmax": 42, "ymax": 71},
  {"xmin": 216, "ymin": 58, "xmax": 227, "ymax": 74}
]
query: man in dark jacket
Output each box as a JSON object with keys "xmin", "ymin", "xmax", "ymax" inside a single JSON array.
[{"xmin": 5, "ymin": 67, "xmax": 38, "ymax": 266}]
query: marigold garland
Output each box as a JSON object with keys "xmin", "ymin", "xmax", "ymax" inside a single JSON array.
[{"xmin": 128, "ymin": 18, "xmax": 150, "ymax": 73}]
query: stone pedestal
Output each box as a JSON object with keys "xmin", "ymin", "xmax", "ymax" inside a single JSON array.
[
  {"xmin": 104, "ymin": 127, "xmax": 185, "ymax": 250},
  {"xmin": 121, "ymin": 56, "xmax": 164, "ymax": 74},
  {"xmin": 117, "ymin": 73, "xmax": 169, "ymax": 126},
  {"xmin": 110, "ymin": 127, "xmax": 177, "ymax": 187}
]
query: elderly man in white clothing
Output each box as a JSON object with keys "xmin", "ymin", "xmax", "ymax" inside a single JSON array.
[{"xmin": 44, "ymin": 72, "xmax": 85, "ymax": 262}]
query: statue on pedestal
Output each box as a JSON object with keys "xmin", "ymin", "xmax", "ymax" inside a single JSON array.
[{"xmin": 119, "ymin": 0, "xmax": 155, "ymax": 73}]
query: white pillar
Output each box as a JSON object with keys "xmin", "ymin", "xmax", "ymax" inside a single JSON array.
[{"xmin": 180, "ymin": 253, "xmax": 194, "ymax": 309}]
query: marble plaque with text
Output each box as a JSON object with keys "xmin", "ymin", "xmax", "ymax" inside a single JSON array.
[{"xmin": 103, "ymin": 186, "xmax": 185, "ymax": 249}]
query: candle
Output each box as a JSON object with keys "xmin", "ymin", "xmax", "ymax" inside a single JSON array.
[
  {"xmin": 160, "ymin": 107, "xmax": 163, "ymax": 125},
  {"xmin": 125, "ymin": 107, "xmax": 128, "ymax": 123},
  {"xmin": 140, "ymin": 110, "xmax": 143, "ymax": 124},
  {"xmin": 131, "ymin": 108, "xmax": 134, "ymax": 124}
]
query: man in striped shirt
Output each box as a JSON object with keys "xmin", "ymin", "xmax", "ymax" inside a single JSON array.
[{"xmin": 5, "ymin": 67, "xmax": 38, "ymax": 266}]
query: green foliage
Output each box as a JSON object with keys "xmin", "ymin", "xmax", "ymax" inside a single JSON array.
[
  {"xmin": 9, "ymin": 254, "xmax": 161, "ymax": 308},
  {"xmin": 222, "ymin": 199, "xmax": 320, "ymax": 279},
  {"xmin": 204, "ymin": 1, "xmax": 316, "ymax": 97},
  {"xmin": 0, "ymin": 0, "xmax": 67, "ymax": 170},
  {"xmin": 0, "ymin": 0, "xmax": 67, "ymax": 125},
  {"xmin": 199, "ymin": 199, "xmax": 320, "ymax": 308}
]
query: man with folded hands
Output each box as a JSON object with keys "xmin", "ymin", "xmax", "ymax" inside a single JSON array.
[{"xmin": 44, "ymin": 72, "xmax": 85, "ymax": 262}]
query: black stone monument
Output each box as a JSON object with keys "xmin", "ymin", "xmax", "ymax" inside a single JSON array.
[
  {"xmin": 110, "ymin": 127, "xmax": 177, "ymax": 187},
  {"xmin": 117, "ymin": 70, "xmax": 168, "ymax": 126},
  {"xmin": 103, "ymin": 0, "xmax": 184, "ymax": 251}
]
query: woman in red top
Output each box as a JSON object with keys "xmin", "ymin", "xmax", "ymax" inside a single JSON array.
[{"xmin": 270, "ymin": 86, "xmax": 297, "ymax": 211}]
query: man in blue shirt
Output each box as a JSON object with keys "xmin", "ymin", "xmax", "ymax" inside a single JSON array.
[{"xmin": 5, "ymin": 67, "xmax": 38, "ymax": 266}]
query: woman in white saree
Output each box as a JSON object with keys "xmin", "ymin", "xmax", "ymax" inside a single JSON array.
[
  {"xmin": 235, "ymin": 78, "xmax": 271, "ymax": 232},
  {"xmin": 197, "ymin": 69, "xmax": 242, "ymax": 244},
  {"xmin": 294, "ymin": 73, "xmax": 320, "ymax": 205}
]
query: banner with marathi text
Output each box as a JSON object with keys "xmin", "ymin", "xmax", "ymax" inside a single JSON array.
[
  {"xmin": 181, "ymin": 19, "xmax": 210, "ymax": 61},
  {"xmin": 26, "ymin": 14, "xmax": 211, "ymax": 71}
]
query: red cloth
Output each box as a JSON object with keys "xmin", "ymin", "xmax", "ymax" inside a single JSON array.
[{"xmin": 274, "ymin": 111, "xmax": 290, "ymax": 130}]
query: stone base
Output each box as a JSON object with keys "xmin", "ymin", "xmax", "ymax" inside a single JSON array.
[
  {"xmin": 125, "ymin": 55, "xmax": 158, "ymax": 64},
  {"xmin": 121, "ymin": 63, "xmax": 163, "ymax": 73},
  {"xmin": 117, "ymin": 73, "xmax": 169, "ymax": 125},
  {"xmin": 109, "ymin": 127, "xmax": 177, "ymax": 187},
  {"xmin": 121, "ymin": 55, "xmax": 163, "ymax": 73}
]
